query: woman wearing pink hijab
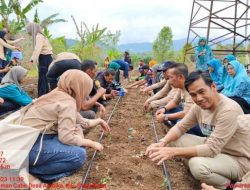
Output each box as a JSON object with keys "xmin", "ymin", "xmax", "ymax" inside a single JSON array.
[{"xmin": 20, "ymin": 70, "xmax": 110, "ymax": 185}]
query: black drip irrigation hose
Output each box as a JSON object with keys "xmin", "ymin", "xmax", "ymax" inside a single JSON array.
[
  {"xmin": 150, "ymin": 111, "xmax": 172, "ymax": 190},
  {"xmin": 80, "ymin": 96, "xmax": 122, "ymax": 190}
]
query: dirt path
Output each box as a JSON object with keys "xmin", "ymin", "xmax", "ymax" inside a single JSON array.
[{"xmin": 46, "ymin": 88, "xmax": 200, "ymax": 190}]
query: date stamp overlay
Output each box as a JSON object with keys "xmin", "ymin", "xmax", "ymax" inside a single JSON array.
[
  {"xmin": 0, "ymin": 150, "xmax": 30, "ymax": 189},
  {"xmin": 0, "ymin": 150, "xmax": 107, "ymax": 189}
]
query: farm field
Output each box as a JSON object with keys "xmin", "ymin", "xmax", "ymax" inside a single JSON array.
[{"xmin": 24, "ymin": 78, "xmax": 200, "ymax": 190}]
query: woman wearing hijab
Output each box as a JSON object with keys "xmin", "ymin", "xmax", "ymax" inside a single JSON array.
[
  {"xmin": 20, "ymin": 70, "xmax": 110, "ymax": 184},
  {"xmin": 222, "ymin": 54, "xmax": 236, "ymax": 85},
  {"xmin": 108, "ymin": 61, "xmax": 121, "ymax": 83},
  {"xmin": 26, "ymin": 23, "xmax": 53, "ymax": 97},
  {"xmin": 195, "ymin": 37, "xmax": 213, "ymax": 71},
  {"xmin": 222, "ymin": 60, "xmax": 250, "ymax": 114},
  {"xmin": 0, "ymin": 66, "xmax": 32, "ymax": 113},
  {"xmin": 0, "ymin": 30, "xmax": 21, "ymax": 81},
  {"xmin": 207, "ymin": 59, "xmax": 223, "ymax": 91}
]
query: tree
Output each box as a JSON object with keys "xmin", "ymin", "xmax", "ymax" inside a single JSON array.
[
  {"xmin": 0, "ymin": 0, "xmax": 43, "ymax": 34},
  {"xmin": 40, "ymin": 13, "xmax": 67, "ymax": 28},
  {"xmin": 33, "ymin": 9, "xmax": 67, "ymax": 39},
  {"xmin": 50, "ymin": 36, "xmax": 68, "ymax": 55},
  {"xmin": 181, "ymin": 43, "xmax": 194, "ymax": 63},
  {"xmin": 71, "ymin": 15, "xmax": 119, "ymax": 61},
  {"xmin": 153, "ymin": 26, "xmax": 173, "ymax": 63}
]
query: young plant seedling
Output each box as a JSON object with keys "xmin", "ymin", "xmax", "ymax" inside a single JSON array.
[
  {"xmin": 100, "ymin": 175, "xmax": 112, "ymax": 184},
  {"xmin": 161, "ymin": 177, "xmax": 170, "ymax": 189}
]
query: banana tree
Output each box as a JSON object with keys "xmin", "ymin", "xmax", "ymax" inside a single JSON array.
[
  {"xmin": 40, "ymin": 13, "xmax": 67, "ymax": 28},
  {"xmin": 33, "ymin": 9, "xmax": 67, "ymax": 39},
  {"xmin": 0, "ymin": 0, "xmax": 43, "ymax": 34},
  {"xmin": 71, "ymin": 15, "xmax": 117, "ymax": 47}
]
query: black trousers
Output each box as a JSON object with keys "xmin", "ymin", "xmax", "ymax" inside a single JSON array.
[
  {"xmin": 38, "ymin": 54, "xmax": 53, "ymax": 97},
  {"xmin": 46, "ymin": 59, "xmax": 81, "ymax": 90},
  {"xmin": 0, "ymin": 100, "xmax": 20, "ymax": 115},
  {"xmin": 229, "ymin": 96, "xmax": 250, "ymax": 114},
  {"xmin": 115, "ymin": 70, "xmax": 120, "ymax": 84},
  {"xmin": 0, "ymin": 58, "xmax": 9, "ymax": 82}
]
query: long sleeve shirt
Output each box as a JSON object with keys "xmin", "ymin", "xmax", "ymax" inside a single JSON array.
[
  {"xmin": 147, "ymin": 80, "xmax": 172, "ymax": 102},
  {"xmin": 172, "ymin": 94, "xmax": 250, "ymax": 176},
  {"xmin": 146, "ymin": 79, "xmax": 167, "ymax": 92},
  {"xmin": 0, "ymin": 39, "xmax": 16, "ymax": 60},
  {"xmin": 172, "ymin": 88, "xmax": 194, "ymax": 114},
  {"xmin": 113, "ymin": 60, "xmax": 129, "ymax": 78},
  {"xmin": 30, "ymin": 33, "xmax": 53, "ymax": 63},
  {"xmin": 223, "ymin": 81, "xmax": 250, "ymax": 105},
  {"xmin": 0, "ymin": 84, "xmax": 32, "ymax": 106},
  {"xmin": 21, "ymin": 91, "xmax": 90, "ymax": 147}
]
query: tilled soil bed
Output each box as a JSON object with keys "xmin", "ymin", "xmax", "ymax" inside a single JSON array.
[{"xmin": 22, "ymin": 77, "xmax": 200, "ymax": 190}]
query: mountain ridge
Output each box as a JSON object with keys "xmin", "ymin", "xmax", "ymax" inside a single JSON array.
[{"xmin": 65, "ymin": 38, "xmax": 187, "ymax": 53}]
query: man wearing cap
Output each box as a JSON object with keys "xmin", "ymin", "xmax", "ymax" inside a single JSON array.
[
  {"xmin": 126, "ymin": 65, "xmax": 152, "ymax": 88},
  {"xmin": 143, "ymin": 61, "xmax": 180, "ymax": 111}
]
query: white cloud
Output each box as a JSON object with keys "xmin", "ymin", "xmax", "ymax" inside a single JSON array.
[{"xmin": 22, "ymin": 0, "xmax": 193, "ymax": 44}]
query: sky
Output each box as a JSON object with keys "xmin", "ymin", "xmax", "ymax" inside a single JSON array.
[{"xmin": 22, "ymin": 0, "xmax": 194, "ymax": 44}]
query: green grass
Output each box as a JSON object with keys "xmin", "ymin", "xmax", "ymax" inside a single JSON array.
[{"xmin": 27, "ymin": 67, "xmax": 38, "ymax": 77}]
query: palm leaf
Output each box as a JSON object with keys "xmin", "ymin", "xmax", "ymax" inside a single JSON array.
[
  {"xmin": 82, "ymin": 21, "xmax": 90, "ymax": 35},
  {"xmin": 33, "ymin": 8, "xmax": 40, "ymax": 23},
  {"xmin": 22, "ymin": 0, "xmax": 43, "ymax": 15},
  {"xmin": 40, "ymin": 13, "xmax": 67, "ymax": 28},
  {"xmin": 0, "ymin": 0, "xmax": 10, "ymax": 16},
  {"xmin": 12, "ymin": 0, "xmax": 22, "ymax": 18}
]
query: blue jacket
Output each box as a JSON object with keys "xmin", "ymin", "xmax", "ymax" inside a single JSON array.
[
  {"xmin": 195, "ymin": 37, "xmax": 213, "ymax": 71},
  {"xmin": 207, "ymin": 59, "xmax": 223, "ymax": 91},
  {"xmin": 112, "ymin": 60, "xmax": 129, "ymax": 78},
  {"xmin": 222, "ymin": 55, "xmax": 236, "ymax": 89},
  {"xmin": 222, "ymin": 60, "xmax": 250, "ymax": 104},
  {"xmin": 0, "ymin": 84, "xmax": 32, "ymax": 106}
]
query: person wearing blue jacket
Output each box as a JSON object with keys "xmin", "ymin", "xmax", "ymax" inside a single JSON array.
[
  {"xmin": 110, "ymin": 60, "xmax": 133, "ymax": 83},
  {"xmin": 195, "ymin": 37, "xmax": 213, "ymax": 71},
  {"xmin": 222, "ymin": 54, "xmax": 236, "ymax": 88},
  {"xmin": 222, "ymin": 60, "xmax": 250, "ymax": 114},
  {"xmin": 0, "ymin": 66, "xmax": 32, "ymax": 114},
  {"xmin": 207, "ymin": 59, "xmax": 223, "ymax": 91}
]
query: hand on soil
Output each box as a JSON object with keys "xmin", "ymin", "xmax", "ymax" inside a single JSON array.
[
  {"xmin": 145, "ymin": 142, "xmax": 165, "ymax": 156},
  {"xmin": 99, "ymin": 119, "xmax": 111, "ymax": 132},
  {"xmin": 93, "ymin": 142, "xmax": 104, "ymax": 151},
  {"xmin": 149, "ymin": 147, "xmax": 176, "ymax": 165}
]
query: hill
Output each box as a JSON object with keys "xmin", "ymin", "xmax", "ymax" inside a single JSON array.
[
  {"xmin": 118, "ymin": 38, "xmax": 187, "ymax": 53},
  {"xmin": 65, "ymin": 38, "xmax": 187, "ymax": 53}
]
